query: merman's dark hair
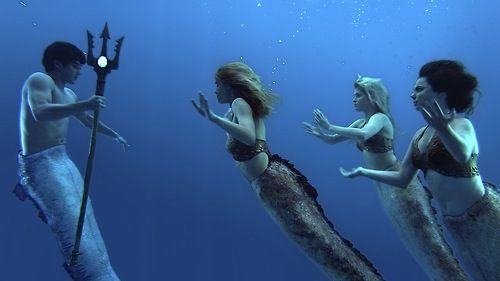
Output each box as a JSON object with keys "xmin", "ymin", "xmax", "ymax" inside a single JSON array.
[{"xmin": 42, "ymin": 41, "xmax": 85, "ymax": 72}]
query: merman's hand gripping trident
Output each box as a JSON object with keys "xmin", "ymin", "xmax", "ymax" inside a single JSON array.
[{"xmin": 68, "ymin": 23, "xmax": 124, "ymax": 266}]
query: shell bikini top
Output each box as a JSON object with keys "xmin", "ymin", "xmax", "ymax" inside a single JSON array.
[{"xmin": 411, "ymin": 126, "xmax": 480, "ymax": 177}]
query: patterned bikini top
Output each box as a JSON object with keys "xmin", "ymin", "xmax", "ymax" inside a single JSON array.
[
  {"xmin": 411, "ymin": 126, "xmax": 480, "ymax": 177},
  {"xmin": 224, "ymin": 108, "xmax": 270, "ymax": 161},
  {"xmin": 355, "ymin": 120, "xmax": 394, "ymax": 153},
  {"xmin": 226, "ymin": 136, "xmax": 270, "ymax": 162}
]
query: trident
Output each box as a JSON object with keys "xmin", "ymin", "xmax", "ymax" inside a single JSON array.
[{"xmin": 68, "ymin": 23, "xmax": 124, "ymax": 266}]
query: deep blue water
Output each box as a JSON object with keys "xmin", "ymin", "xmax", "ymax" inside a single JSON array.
[{"xmin": 1, "ymin": 1, "xmax": 499, "ymax": 280}]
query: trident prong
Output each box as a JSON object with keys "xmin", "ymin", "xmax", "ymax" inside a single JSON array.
[
  {"xmin": 110, "ymin": 36, "xmax": 124, "ymax": 70},
  {"xmin": 86, "ymin": 31, "xmax": 96, "ymax": 68},
  {"xmin": 99, "ymin": 22, "xmax": 110, "ymax": 58}
]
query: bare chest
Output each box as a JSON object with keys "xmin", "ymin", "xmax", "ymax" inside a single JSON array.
[{"xmin": 52, "ymin": 87, "xmax": 76, "ymax": 105}]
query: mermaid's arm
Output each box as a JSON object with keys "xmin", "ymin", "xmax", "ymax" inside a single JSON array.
[
  {"xmin": 319, "ymin": 133, "xmax": 349, "ymax": 144},
  {"xmin": 341, "ymin": 137, "xmax": 419, "ymax": 187},
  {"xmin": 211, "ymin": 98, "xmax": 256, "ymax": 145},
  {"xmin": 326, "ymin": 112, "xmax": 389, "ymax": 140},
  {"xmin": 303, "ymin": 118, "xmax": 364, "ymax": 144},
  {"xmin": 192, "ymin": 93, "xmax": 256, "ymax": 145},
  {"xmin": 356, "ymin": 167, "xmax": 416, "ymax": 188},
  {"xmin": 421, "ymin": 100, "xmax": 477, "ymax": 163}
]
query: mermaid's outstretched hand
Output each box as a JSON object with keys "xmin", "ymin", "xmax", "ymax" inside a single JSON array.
[
  {"xmin": 313, "ymin": 109, "xmax": 332, "ymax": 130},
  {"xmin": 340, "ymin": 167, "xmax": 363, "ymax": 178},
  {"xmin": 303, "ymin": 122, "xmax": 326, "ymax": 138},
  {"xmin": 192, "ymin": 92, "xmax": 216, "ymax": 121},
  {"xmin": 420, "ymin": 99, "xmax": 456, "ymax": 131}
]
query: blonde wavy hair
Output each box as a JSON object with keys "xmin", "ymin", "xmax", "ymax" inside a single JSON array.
[
  {"xmin": 215, "ymin": 62, "xmax": 277, "ymax": 118},
  {"xmin": 354, "ymin": 75, "xmax": 394, "ymax": 127}
]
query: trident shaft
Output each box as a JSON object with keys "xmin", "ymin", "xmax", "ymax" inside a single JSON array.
[{"xmin": 68, "ymin": 22, "xmax": 124, "ymax": 266}]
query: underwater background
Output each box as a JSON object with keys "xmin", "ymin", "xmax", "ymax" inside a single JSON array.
[{"xmin": 1, "ymin": 1, "xmax": 499, "ymax": 280}]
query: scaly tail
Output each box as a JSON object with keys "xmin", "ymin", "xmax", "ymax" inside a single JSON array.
[
  {"xmin": 251, "ymin": 154, "xmax": 384, "ymax": 281},
  {"xmin": 376, "ymin": 174, "xmax": 468, "ymax": 281}
]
